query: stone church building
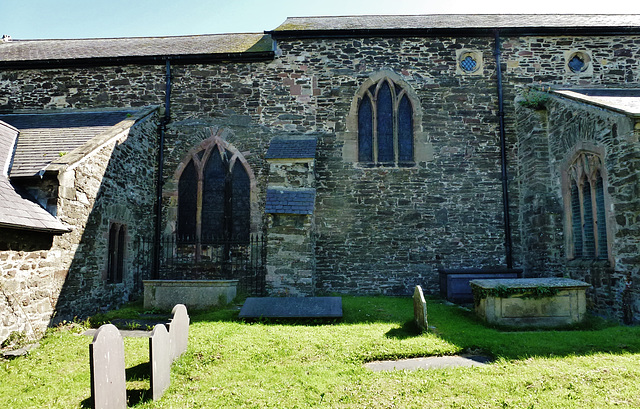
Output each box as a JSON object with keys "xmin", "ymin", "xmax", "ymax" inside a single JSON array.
[{"xmin": 1, "ymin": 14, "xmax": 640, "ymax": 343}]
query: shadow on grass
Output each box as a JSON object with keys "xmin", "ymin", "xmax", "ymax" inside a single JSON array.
[
  {"xmin": 79, "ymin": 363, "xmax": 152, "ymax": 408},
  {"xmin": 426, "ymin": 298, "xmax": 640, "ymax": 360},
  {"xmin": 385, "ymin": 319, "xmax": 422, "ymax": 339},
  {"xmin": 94, "ymin": 295, "xmax": 640, "ymax": 361},
  {"xmin": 126, "ymin": 361, "xmax": 150, "ymax": 381}
]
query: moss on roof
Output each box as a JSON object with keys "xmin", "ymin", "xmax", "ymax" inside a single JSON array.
[{"xmin": 0, "ymin": 33, "xmax": 273, "ymax": 62}]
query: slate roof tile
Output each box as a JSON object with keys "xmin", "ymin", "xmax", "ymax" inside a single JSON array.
[
  {"xmin": 266, "ymin": 137, "xmax": 317, "ymax": 160},
  {"xmin": 0, "ymin": 33, "xmax": 273, "ymax": 63},
  {"xmin": 0, "ymin": 110, "xmax": 138, "ymax": 177},
  {"xmin": 273, "ymin": 14, "xmax": 640, "ymax": 32},
  {"xmin": 265, "ymin": 188, "xmax": 316, "ymax": 215},
  {"xmin": 0, "ymin": 167, "xmax": 69, "ymax": 233}
]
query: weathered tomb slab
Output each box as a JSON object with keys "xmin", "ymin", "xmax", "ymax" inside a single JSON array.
[
  {"xmin": 439, "ymin": 268, "xmax": 522, "ymax": 303},
  {"xmin": 89, "ymin": 324, "xmax": 126, "ymax": 409},
  {"xmin": 413, "ymin": 285, "xmax": 428, "ymax": 332},
  {"xmin": 149, "ymin": 324, "xmax": 171, "ymax": 401},
  {"xmin": 470, "ymin": 278, "xmax": 590, "ymax": 327},
  {"xmin": 143, "ymin": 280, "xmax": 237, "ymax": 310},
  {"xmin": 168, "ymin": 304, "xmax": 189, "ymax": 361},
  {"xmin": 238, "ymin": 297, "xmax": 343, "ymax": 319}
]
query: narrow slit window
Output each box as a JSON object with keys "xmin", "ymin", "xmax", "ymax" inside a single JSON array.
[{"xmin": 107, "ymin": 223, "xmax": 125, "ymax": 283}]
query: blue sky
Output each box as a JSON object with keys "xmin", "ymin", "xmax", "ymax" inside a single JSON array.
[{"xmin": 2, "ymin": 0, "xmax": 640, "ymax": 39}]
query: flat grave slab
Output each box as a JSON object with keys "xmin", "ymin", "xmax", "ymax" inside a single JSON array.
[
  {"xmin": 365, "ymin": 355, "xmax": 491, "ymax": 372},
  {"xmin": 239, "ymin": 297, "xmax": 343, "ymax": 319}
]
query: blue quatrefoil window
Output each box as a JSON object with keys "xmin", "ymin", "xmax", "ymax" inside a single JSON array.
[
  {"xmin": 567, "ymin": 51, "xmax": 591, "ymax": 74},
  {"xmin": 460, "ymin": 55, "xmax": 478, "ymax": 72},
  {"xmin": 568, "ymin": 55, "xmax": 585, "ymax": 72}
]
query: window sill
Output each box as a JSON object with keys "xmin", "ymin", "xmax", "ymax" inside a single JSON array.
[
  {"xmin": 356, "ymin": 161, "xmax": 416, "ymax": 169},
  {"xmin": 566, "ymin": 258, "xmax": 612, "ymax": 269}
]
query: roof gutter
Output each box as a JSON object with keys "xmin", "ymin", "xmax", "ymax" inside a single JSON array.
[{"xmin": 0, "ymin": 221, "xmax": 70, "ymax": 234}]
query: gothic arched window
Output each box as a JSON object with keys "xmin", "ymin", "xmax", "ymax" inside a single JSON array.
[
  {"xmin": 358, "ymin": 78, "xmax": 414, "ymax": 166},
  {"xmin": 566, "ymin": 152, "xmax": 609, "ymax": 260},
  {"xmin": 178, "ymin": 144, "xmax": 250, "ymax": 244}
]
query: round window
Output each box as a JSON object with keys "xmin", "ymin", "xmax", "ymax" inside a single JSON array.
[
  {"xmin": 459, "ymin": 54, "xmax": 479, "ymax": 73},
  {"xmin": 567, "ymin": 51, "xmax": 591, "ymax": 73}
]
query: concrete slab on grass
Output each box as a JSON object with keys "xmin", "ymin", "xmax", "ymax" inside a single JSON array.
[
  {"xmin": 365, "ymin": 355, "xmax": 491, "ymax": 371},
  {"xmin": 239, "ymin": 297, "xmax": 343, "ymax": 319}
]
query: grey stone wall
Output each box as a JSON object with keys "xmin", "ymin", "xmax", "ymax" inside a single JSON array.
[
  {"xmin": 0, "ymin": 231, "xmax": 58, "ymax": 343},
  {"xmin": 0, "ymin": 110, "xmax": 158, "ymax": 344},
  {"xmin": 52, "ymin": 111, "xmax": 159, "ymax": 320},
  {"xmin": 516, "ymin": 93, "xmax": 640, "ymax": 322},
  {"xmin": 1, "ymin": 32, "xmax": 640, "ymax": 311}
]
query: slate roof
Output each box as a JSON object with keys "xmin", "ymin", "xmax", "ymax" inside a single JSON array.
[
  {"xmin": 0, "ymin": 33, "xmax": 273, "ymax": 64},
  {"xmin": 0, "ymin": 121, "xmax": 68, "ymax": 233},
  {"xmin": 554, "ymin": 89, "xmax": 640, "ymax": 117},
  {"xmin": 265, "ymin": 188, "xmax": 316, "ymax": 215},
  {"xmin": 266, "ymin": 137, "xmax": 317, "ymax": 160},
  {"xmin": 0, "ymin": 110, "xmax": 138, "ymax": 177},
  {"xmin": 272, "ymin": 14, "xmax": 640, "ymax": 34},
  {"xmin": 0, "ymin": 120, "xmax": 17, "ymax": 175}
]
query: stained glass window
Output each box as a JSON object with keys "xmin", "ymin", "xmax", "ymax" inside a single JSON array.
[
  {"xmin": 178, "ymin": 143, "xmax": 251, "ymax": 245},
  {"xmin": 460, "ymin": 55, "xmax": 477, "ymax": 72},
  {"xmin": 357, "ymin": 78, "xmax": 414, "ymax": 166},
  {"xmin": 177, "ymin": 160, "xmax": 198, "ymax": 239},
  {"xmin": 568, "ymin": 55, "xmax": 585, "ymax": 73},
  {"xmin": 358, "ymin": 96, "xmax": 373, "ymax": 162},
  {"xmin": 377, "ymin": 82, "xmax": 394, "ymax": 163}
]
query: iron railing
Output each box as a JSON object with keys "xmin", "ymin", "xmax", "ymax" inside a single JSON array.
[{"xmin": 134, "ymin": 234, "xmax": 266, "ymax": 296}]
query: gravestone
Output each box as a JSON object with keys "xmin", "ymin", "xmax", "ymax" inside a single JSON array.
[
  {"xmin": 149, "ymin": 324, "xmax": 171, "ymax": 401},
  {"xmin": 238, "ymin": 297, "xmax": 343, "ymax": 319},
  {"xmin": 169, "ymin": 304, "xmax": 189, "ymax": 361},
  {"xmin": 413, "ymin": 285, "xmax": 428, "ymax": 332},
  {"xmin": 89, "ymin": 324, "xmax": 126, "ymax": 409}
]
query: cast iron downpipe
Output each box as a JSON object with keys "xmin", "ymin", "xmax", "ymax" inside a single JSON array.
[
  {"xmin": 153, "ymin": 58, "xmax": 171, "ymax": 278},
  {"xmin": 494, "ymin": 30, "xmax": 514, "ymax": 269}
]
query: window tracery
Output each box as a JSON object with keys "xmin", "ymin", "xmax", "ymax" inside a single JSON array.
[
  {"xmin": 357, "ymin": 77, "xmax": 414, "ymax": 166},
  {"xmin": 566, "ymin": 152, "xmax": 609, "ymax": 260}
]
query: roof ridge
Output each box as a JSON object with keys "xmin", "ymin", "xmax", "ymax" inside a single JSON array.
[{"xmin": 3, "ymin": 32, "xmax": 267, "ymax": 42}]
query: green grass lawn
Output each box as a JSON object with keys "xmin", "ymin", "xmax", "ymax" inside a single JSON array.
[{"xmin": 2, "ymin": 296, "xmax": 640, "ymax": 408}]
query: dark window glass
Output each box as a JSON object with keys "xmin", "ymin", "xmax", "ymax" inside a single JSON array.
[
  {"xmin": 202, "ymin": 147, "xmax": 227, "ymax": 242},
  {"xmin": 177, "ymin": 160, "xmax": 198, "ymax": 239},
  {"xmin": 357, "ymin": 78, "xmax": 414, "ymax": 165},
  {"xmin": 358, "ymin": 96, "xmax": 373, "ymax": 162},
  {"xmin": 231, "ymin": 163, "xmax": 251, "ymax": 242},
  {"xmin": 107, "ymin": 223, "xmax": 125, "ymax": 283},
  {"xmin": 568, "ymin": 55, "xmax": 585, "ymax": 73},
  {"xmin": 116, "ymin": 226, "xmax": 125, "ymax": 282},
  {"xmin": 178, "ymin": 144, "xmax": 252, "ymax": 246},
  {"xmin": 595, "ymin": 172, "xmax": 608, "ymax": 259},
  {"xmin": 377, "ymin": 81, "xmax": 394, "ymax": 163},
  {"xmin": 398, "ymin": 95, "xmax": 413, "ymax": 162},
  {"xmin": 571, "ymin": 181, "xmax": 583, "ymax": 258},
  {"xmin": 582, "ymin": 181, "xmax": 595, "ymax": 258}
]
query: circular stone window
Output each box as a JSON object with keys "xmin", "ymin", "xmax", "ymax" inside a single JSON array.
[
  {"xmin": 567, "ymin": 51, "xmax": 591, "ymax": 73},
  {"xmin": 459, "ymin": 53, "xmax": 479, "ymax": 73}
]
